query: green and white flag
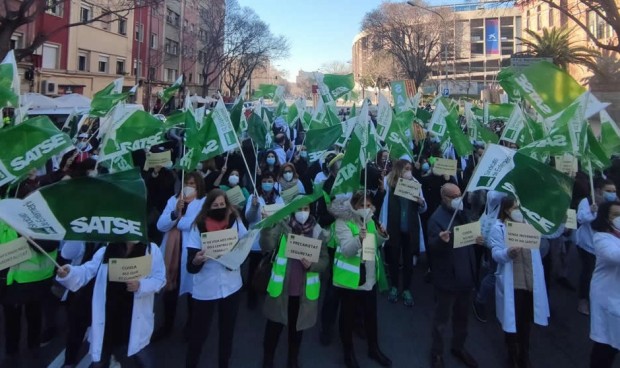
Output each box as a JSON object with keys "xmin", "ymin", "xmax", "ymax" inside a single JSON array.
[
  {"xmin": 305, "ymin": 124, "xmax": 343, "ymax": 162},
  {"xmin": 316, "ymin": 73, "xmax": 355, "ymax": 103},
  {"xmin": 390, "ymin": 80, "xmax": 414, "ymax": 113},
  {"xmin": 472, "ymin": 103, "xmax": 514, "ymax": 122},
  {"xmin": 500, "ymin": 104, "xmax": 526, "ymax": 144},
  {"xmin": 253, "ymin": 84, "xmax": 278, "ymax": 99},
  {"xmin": 99, "ymin": 107, "xmax": 165, "ymax": 161},
  {"xmin": 466, "ymin": 144, "xmax": 573, "ymax": 235},
  {"xmin": 585, "ymin": 124, "xmax": 611, "ymax": 170},
  {"xmin": 0, "ymin": 169, "xmax": 147, "ymax": 242},
  {"xmin": 252, "ymin": 185, "xmax": 325, "ymax": 230},
  {"xmin": 384, "ymin": 113, "xmax": 413, "ymax": 161},
  {"xmin": 200, "ymin": 97, "xmax": 240, "ymax": 161},
  {"xmin": 599, "ymin": 110, "xmax": 620, "ymax": 158},
  {"xmin": 428, "ymin": 98, "xmax": 452, "ymax": 138},
  {"xmin": 89, "ymin": 78, "xmax": 128, "ymax": 117},
  {"xmin": 444, "ymin": 108, "xmax": 473, "ymax": 157},
  {"xmin": 0, "ymin": 50, "xmax": 20, "ymax": 109},
  {"xmin": 158, "ymin": 75, "xmax": 183, "ymax": 105},
  {"xmin": 0, "ymin": 116, "xmax": 72, "ymax": 186},
  {"xmin": 247, "ymin": 112, "xmax": 270, "ymax": 149},
  {"xmin": 331, "ymin": 125, "xmax": 363, "ymax": 196},
  {"xmin": 375, "ymin": 93, "xmax": 393, "ymax": 141},
  {"xmin": 178, "ymin": 111, "xmax": 209, "ymax": 171}
]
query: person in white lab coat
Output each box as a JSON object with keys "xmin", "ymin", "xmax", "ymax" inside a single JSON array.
[
  {"xmin": 492, "ymin": 196, "xmax": 549, "ymax": 368},
  {"xmin": 588, "ymin": 200, "xmax": 620, "ymax": 368},
  {"xmin": 56, "ymin": 241, "xmax": 166, "ymax": 367},
  {"xmin": 155, "ymin": 171, "xmax": 206, "ymax": 340},
  {"xmin": 185, "ymin": 189, "xmax": 247, "ymax": 368}
]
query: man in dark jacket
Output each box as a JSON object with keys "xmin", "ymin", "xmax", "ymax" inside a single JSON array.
[{"xmin": 426, "ymin": 183, "xmax": 483, "ymax": 368}]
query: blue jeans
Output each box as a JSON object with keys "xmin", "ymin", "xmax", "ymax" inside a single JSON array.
[{"xmin": 475, "ymin": 253, "xmax": 497, "ymax": 304}]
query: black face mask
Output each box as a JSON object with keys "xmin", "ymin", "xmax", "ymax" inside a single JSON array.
[{"xmin": 208, "ymin": 208, "xmax": 227, "ymax": 221}]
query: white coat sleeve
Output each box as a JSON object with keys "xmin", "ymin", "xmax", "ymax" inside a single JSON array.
[
  {"xmin": 245, "ymin": 195, "xmax": 262, "ymax": 225},
  {"xmin": 157, "ymin": 196, "xmax": 178, "ymax": 233},
  {"xmin": 577, "ymin": 198, "xmax": 596, "ymax": 225},
  {"xmin": 594, "ymin": 235, "xmax": 620, "ymax": 265},
  {"xmin": 297, "ymin": 180, "xmax": 306, "ymax": 194},
  {"xmin": 136, "ymin": 244, "xmax": 166, "ymax": 297},
  {"xmin": 235, "ymin": 219, "xmax": 248, "ymax": 239},
  {"xmin": 335, "ymin": 220, "xmax": 361, "ymax": 258},
  {"xmin": 177, "ymin": 199, "xmax": 202, "ymax": 232},
  {"xmin": 490, "ymin": 224, "xmax": 512, "ymax": 264},
  {"xmin": 56, "ymin": 247, "xmax": 105, "ymax": 292},
  {"xmin": 60, "ymin": 241, "xmax": 85, "ymax": 262},
  {"xmin": 186, "ymin": 225, "xmax": 202, "ymax": 250}
]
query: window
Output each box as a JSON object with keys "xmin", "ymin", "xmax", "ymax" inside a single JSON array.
[
  {"xmin": 80, "ymin": 4, "xmax": 92, "ymax": 22},
  {"xmin": 116, "ymin": 59, "xmax": 125, "ymax": 75},
  {"xmin": 42, "ymin": 44, "xmax": 59, "ymax": 69},
  {"xmin": 78, "ymin": 51, "xmax": 89, "ymax": 71},
  {"xmin": 536, "ymin": 6, "xmax": 542, "ymax": 30},
  {"xmin": 149, "ymin": 67, "xmax": 156, "ymax": 80},
  {"xmin": 150, "ymin": 33, "xmax": 158, "ymax": 49},
  {"xmin": 135, "ymin": 23, "xmax": 143, "ymax": 42},
  {"xmin": 165, "ymin": 38, "xmax": 179, "ymax": 55},
  {"xmin": 188, "ymin": 73, "xmax": 192, "ymax": 83},
  {"xmin": 98, "ymin": 55, "xmax": 109, "ymax": 73},
  {"xmin": 46, "ymin": 0, "xmax": 63, "ymax": 16},
  {"xmin": 133, "ymin": 60, "xmax": 142, "ymax": 76},
  {"xmin": 100, "ymin": 13, "xmax": 111, "ymax": 31},
  {"xmin": 165, "ymin": 68, "xmax": 177, "ymax": 82},
  {"xmin": 166, "ymin": 9, "xmax": 180, "ymax": 27},
  {"xmin": 118, "ymin": 17, "xmax": 127, "ymax": 35},
  {"xmin": 10, "ymin": 33, "xmax": 23, "ymax": 50},
  {"xmin": 589, "ymin": 11, "xmax": 613, "ymax": 39},
  {"xmin": 548, "ymin": 8, "xmax": 554, "ymax": 27}
]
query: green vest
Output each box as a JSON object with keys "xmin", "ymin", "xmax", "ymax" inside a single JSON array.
[
  {"xmin": 7, "ymin": 249, "xmax": 58, "ymax": 285},
  {"xmin": 332, "ymin": 220, "xmax": 388, "ymax": 291},
  {"xmin": 267, "ymin": 234, "xmax": 321, "ymax": 300}
]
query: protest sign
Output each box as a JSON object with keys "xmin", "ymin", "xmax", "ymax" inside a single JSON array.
[
  {"xmin": 506, "ymin": 221, "xmax": 541, "ymax": 249},
  {"xmin": 0, "ymin": 237, "xmax": 32, "ymax": 271},
  {"xmin": 201, "ymin": 229, "xmax": 238, "ymax": 259},
  {"xmin": 554, "ymin": 155, "xmax": 578, "ymax": 177},
  {"xmin": 453, "ymin": 221, "xmax": 481, "ymax": 248},
  {"xmin": 225, "ymin": 186, "xmax": 246, "ymax": 206},
  {"xmin": 362, "ymin": 233, "xmax": 376, "ymax": 261},
  {"xmin": 213, "ymin": 229, "xmax": 258, "ymax": 270},
  {"xmin": 565, "ymin": 209, "xmax": 577, "ymax": 230},
  {"xmin": 394, "ymin": 178, "xmax": 421, "ymax": 201},
  {"xmin": 433, "ymin": 158, "xmax": 457, "ymax": 177},
  {"xmin": 285, "ymin": 234, "xmax": 321, "ymax": 263},
  {"xmin": 281, "ymin": 185, "xmax": 299, "ymax": 203},
  {"xmin": 263, "ymin": 204, "xmax": 285, "ymax": 217},
  {"xmin": 143, "ymin": 150, "xmax": 171, "ymax": 170},
  {"xmin": 108, "ymin": 254, "xmax": 152, "ymax": 282}
]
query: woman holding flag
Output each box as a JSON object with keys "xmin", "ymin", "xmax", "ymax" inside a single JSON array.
[
  {"xmin": 185, "ymin": 189, "xmax": 247, "ymax": 368},
  {"xmin": 259, "ymin": 196, "xmax": 329, "ymax": 368},
  {"xmin": 328, "ymin": 191, "xmax": 392, "ymax": 368}
]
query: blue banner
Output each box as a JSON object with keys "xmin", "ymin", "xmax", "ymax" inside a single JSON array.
[{"xmin": 485, "ymin": 18, "xmax": 499, "ymax": 55}]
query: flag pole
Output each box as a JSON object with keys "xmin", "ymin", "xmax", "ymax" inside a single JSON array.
[
  {"xmin": 363, "ymin": 157, "xmax": 368, "ymax": 228},
  {"xmin": 22, "ymin": 235, "xmax": 62, "ymax": 269},
  {"xmin": 446, "ymin": 195, "xmax": 463, "ymax": 231},
  {"xmin": 416, "ymin": 138, "xmax": 426, "ymax": 164},
  {"xmin": 233, "ymin": 130, "xmax": 258, "ymax": 197},
  {"xmin": 588, "ymin": 158, "xmax": 595, "ymax": 204}
]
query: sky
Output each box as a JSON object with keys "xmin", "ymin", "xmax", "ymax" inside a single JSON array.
[{"xmin": 237, "ymin": 0, "xmax": 385, "ymax": 81}]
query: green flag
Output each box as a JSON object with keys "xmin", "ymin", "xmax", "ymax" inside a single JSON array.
[
  {"xmin": 599, "ymin": 110, "xmax": 620, "ymax": 158},
  {"xmin": 229, "ymin": 85, "xmax": 246, "ymax": 134},
  {"xmin": 466, "ymin": 144, "xmax": 573, "ymax": 235},
  {"xmin": 585, "ymin": 125, "xmax": 611, "ymax": 170},
  {"xmin": 305, "ymin": 124, "xmax": 343, "ymax": 162},
  {"xmin": 428, "ymin": 98, "xmax": 452, "ymax": 138},
  {"xmin": 253, "ymin": 84, "xmax": 278, "ymax": 99},
  {"xmin": 384, "ymin": 114, "xmax": 413, "ymax": 161},
  {"xmin": 390, "ymin": 80, "xmax": 414, "ymax": 114},
  {"xmin": 500, "ymin": 105, "xmax": 526, "ymax": 143},
  {"xmin": 158, "ymin": 75, "xmax": 183, "ymax": 105},
  {"xmin": 0, "ymin": 169, "xmax": 147, "ymax": 242},
  {"xmin": 472, "ymin": 103, "xmax": 514, "ymax": 122},
  {"xmin": 375, "ymin": 93, "xmax": 393, "ymax": 141},
  {"xmin": 247, "ymin": 112, "xmax": 270, "ymax": 149},
  {"xmin": 0, "ymin": 116, "xmax": 73, "ymax": 186},
  {"xmin": 519, "ymin": 113, "xmax": 546, "ymax": 147},
  {"xmin": 178, "ymin": 111, "xmax": 209, "ymax": 171},
  {"xmin": 474, "ymin": 120, "xmax": 499, "ymax": 144},
  {"xmin": 317, "ymin": 73, "xmax": 355, "ymax": 103},
  {"xmin": 199, "ymin": 98, "xmax": 240, "ymax": 161},
  {"xmin": 331, "ymin": 124, "xmax": 365, "ymax": 196},
  {"xmin": 251, "ymin": 185, "xmax": 325, "ymax": 230},
  {"xmin": 445, "ymin": 109, "xmax": 473, "ymax": 157},
  {"xmin": 89, "ymin": 78, "xmax": 128, "ymax": 117},
  {"xmin": 0, "ymin": 50, "xmax": 20, "ymax": 108}
]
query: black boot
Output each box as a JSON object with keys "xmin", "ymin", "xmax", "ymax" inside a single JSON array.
[
  {"xmin": 368, "ymin": 344, "xmax": 392, "ymax": 367},
  {"xmin": 506, "ymin": 343, "xmax": 519, "ymax": 368},
  {"xmin": 344, "ymin": 348, "xmax": 360, "ymax": 368}
]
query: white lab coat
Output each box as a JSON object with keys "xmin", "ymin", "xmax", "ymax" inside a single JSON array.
[
  {"xmin": 590, "ymin": 232, "xmax": 620, "ymax": 349},
  {"xmin": 56, "ymin": 244, "xmax": 166, "ymax": 362},
  {"xmin": 491, "ymin": 220, "xmax": 549, "ymax": 333},
  {"xmin": 244, "ymin": 194, "xmax": 284, "ymax": 251},
  {"xmin": 576, "ymin": 198, "xmax": 596, "ymax": 254},
  {"xmin": 158, "ymin": 196, "xmax": 204, "ymax": 295}
]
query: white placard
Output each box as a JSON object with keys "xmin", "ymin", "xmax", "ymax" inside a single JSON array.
[
  {"xmin": 453, "ymin": 221, "xmax": 481, "ymax": 248},
  {"xmin": 505, "ymin": 221, "xmax": 541, "ymax": 249},
  {"xmin": 433, "ymin": 158, "xmax": 457, "ymax": 177},
  {"xmin": 143, "ymin": 150, "xmax": 171, "ymax": 170},
  {"xmin": 108, "ymin": 255, "xmax": 152, "ymax": 282},
  {"xmin": 0, "ymin": 237, "xmax": 32, "ymax": 271},
  {"xmin": 394, "ymin": 178, "xmax": 421, "ymax": 201},
  {"xmin": 225, "ymin": 186, "xmax": 245, "ymax": 206},
  {"xmin": 565, "ymin": 209, "xmax": 577, "ymax": 230},
  {"xmin": 285, "ymin": 234, "xmax": 321, "ymax": 263},
  {"xmin": 362, "ymin": 233, "xmax": 376, "ymax": 261},
  {"xmin": 201, "ymin": 229, "xmax": 239, "ymax": 258},
  {"xmin": 263, "ymin": 204, "xmax": 285, "ymax": 217}
]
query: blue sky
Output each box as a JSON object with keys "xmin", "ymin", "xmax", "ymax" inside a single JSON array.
[{"xmin": 237, "ymin": 0, "xmax": 384, "ymax": 81}]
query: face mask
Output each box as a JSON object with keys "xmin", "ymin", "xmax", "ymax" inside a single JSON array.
[
  {"xmin": 510, "ymin": 209, "xmax": 524, "ymax": 223},
  {"xmin": 182, "ymin": 186, "xmax": 196, "ymax": 198},
  {"xmin": 196, "ymin": 163, "xmax": 203, "ymax": 172},
  {"xmin": 402, "ymin": 171, "xmax": 413, "ymax": 180},
  {"xmin": 355, "ymin": 208, "xmax": 373, "ymax": 221},
  {"xmin": 266, "ymin": 157, "xmax": 276, "ymax": 166},
  {"xmin": 603, "ymin": 192, "xmax": 617, "ymax": 202},
  {"xmin": 612, "ymin": 217, "xmax": 620, "ymax": 231},
  {"xmin": 300, "ymin": 151, "xmax": 308, "ymax": 159},
  {"xmin": 76, "ymin": 142, "xmax": 87, "ymax": 150},
  {"xmin": 283, "ymin": 172, "xmax": 294, "ymax": 182},
  {"xmin": 450, "ymin": 198, "xmax": 463, "ymax": 211},
  {"xmin": 228, "ymin": 175, "xmax": 239, "ymax": 186},
  {"xmin": 422, "ymin": 163, "xmax": 430, "ymax": 172},
  {"xmin": 294, "ymin": 211, "xmax": 310, "ymax": 224},
  {"xmin": 208, "ymin": 208, "xmax": 227, "ymax": 221},
  {"xmin": 262, "ymin": 182, "xmax": 274, "ymax": 193}
]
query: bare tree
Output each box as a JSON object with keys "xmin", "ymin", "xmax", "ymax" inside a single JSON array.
[
  {"xmin": 320, "ymin": 60, "xmax": 352, "ymax": 74},
  {"xmin": 515, "ymin": 0, "xmax": 620, "ymax": 54},
  {"xmin": 358, "ymin": 50, "xmax": 396, "ymax": 90},
  {"xmin": 0, "ymin": 0, "xmax": 162, "ymax": 61},
  {"xmin": 361, "ymin": 2, "xmax": 453, "ymax": 88}
]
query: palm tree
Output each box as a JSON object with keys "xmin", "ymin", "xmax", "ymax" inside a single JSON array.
[{"xmin": 517, "ymin": 27, "xmax": 599, "ymax": 70}]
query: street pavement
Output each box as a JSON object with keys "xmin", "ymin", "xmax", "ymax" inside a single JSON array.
[{"xmin": 1, "ymin": 246, "xmax": 619, "ymax": 368}]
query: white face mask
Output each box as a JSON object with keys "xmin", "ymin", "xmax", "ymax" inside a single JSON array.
[
  {"xmin": 182, "ymin": 186, "xmax": 196, "ymax": 198},
  {"xmin": 355, "ymin": 208, "xmax": 373, "ymax": 221},
  {"xmin": 196, "ymin": 163, "xmax": 203, "ymax": 172},
  {"xmin": 283, "ymin": 172, "xmax": 294, "ymax": 182},
  {"xmin": 450, "ymin": 198, "xmax": 463, "ymax": 211},
  {"xmin": 510, "ymin": 209, "xmax": 524, "ymax": 223},
  {"xmin": 402, "ymin": 171, "xmax": 413, "ymax": 180},
  {"xmin": 294, "ymin": 211, "xmax": 310, "ymax": 224},
  {"xmin": 228, "ymin": 175, "xmax": 239, "ymax": 186},
  {"xmin": 612, "ymin": 217, "xmax": 620, "ymax": 231}
]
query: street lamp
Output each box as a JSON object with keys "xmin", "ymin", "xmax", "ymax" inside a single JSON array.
[{"xmin": 406, "ymin": 1, "xmax": 449, "ymax": 90}]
